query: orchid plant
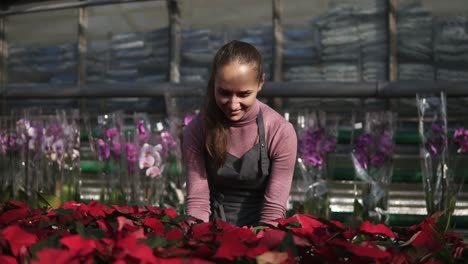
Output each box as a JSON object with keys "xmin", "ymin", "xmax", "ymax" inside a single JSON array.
[
  {"xmin": 87, "ymin": 112, "xmax": 126, "ymax": 205},
  {"xmin": 0, "ymin": 109, "xmax": 80, "ymax": 208},
  {"xmin": 296, "ymin": 111, "xmax": 338, "ymax": 219},
  {"xmin": 416, "ymin": 92, "xmax": 459, "ymax": 232},
  {"xmin": 351, "ymin": 111, "xmax": 395, "ymax": 224},
  {"xmin": 134, "ymin": 116, "xmax": 176, "ymax": 207}
]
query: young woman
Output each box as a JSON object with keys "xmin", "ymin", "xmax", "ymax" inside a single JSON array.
[{"xmin": 183, "ymin": 40, "xmax": 297, "ymax": 227}]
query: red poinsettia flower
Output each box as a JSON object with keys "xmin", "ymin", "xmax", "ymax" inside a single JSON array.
[
  {"xmin": 143, "ymin": 218, "xmax": 165, "ymax": 236},
  {"xmin": 154, "ymin": 257, "xmax": 215, "ymax": 264},
  {"xmin": 31, "ymin": 248, "xmax": 73, "ymax": 264},
  {"xmin": 155, "ymin": 246, "xmax": 192, "ymax": 258},
  {"xmin": 114, "ymin": 234, "xmax": 158, "ymax": 263},
  {"xmin": 0, "ymin": 208, "xmax": 30, "ymax": 225},
  {"xmin": 60, "ymin": 235, "xmax": 96, "ymax": 258},
  {"xmin": 96, "ymin": 219, "xmax": 114, "ymax": 236},
  {"xmin": 163, "ymin": 208, "xmax": 178, "ymax": 219},
  {"xmin": 257, "ymin": 228, "xmax": 286, "ymax": 249},
  {"xmin": 246, "ymin": 245, "xmax": 269, "ymax": 259},
  {"xmin": 190, "ymin": 222, "xmax": 217, "ymax": 242},
  {"xmin": 166, "ymin": 228, "xmax": 184, "ymax": 241},
  {"xmin": 213, "ymin": 230, "xmax": 251, "ymax": 261},
  {"xmin": 95, "ymin": 238, "xmax": 115, "ymax": 259},
  {"xmin": 2, "ymin": 225, "xmax": 38, "ymax": 257},
  {"xmin": 0, "ymin": 248, "xmax": 17, "ymax": 264},
  {"xmin": 0, "ymin": 255, "xmax": 16, "ymax": 264},
  {"xmin": 359, "ymin": 221, "xmax": 397, "ymax": 239}
]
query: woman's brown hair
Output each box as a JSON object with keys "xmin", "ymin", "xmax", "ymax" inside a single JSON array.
[{"xmin": 203, "ymin": 40, "xmax": 264, "ymax": 167}]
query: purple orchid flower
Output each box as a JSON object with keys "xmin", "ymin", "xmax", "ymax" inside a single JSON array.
[
  {"xmin": 8, "ymin": 133, "xmax": 17, "ymax": 149},
  {"xmin": 97, "ymin": 138, "xmax": 110, "ymax": 161},
  {"xmin": 137, "ymin": 120, "xmax": 150, "ymax": 144},
  {"xmin": 47, "ymin": 123, "xmax": 63, "ymax": 141},
  {"xmin": 426, "ymin": 123, "xmax": 445, "ymax": 156},
  {"xmin": 111, "ymin": 142, "xmax": 122, "ymax": 156},
  {"xmin": 354, "ymin": 130, "xmax": 394, "ymax": 170},
  {"xmin": 453, "ymin": 127, "xmax": 468, "ymax": 153},
  {"xmin": 159, "ymin": 130, "xmax": 177, "ymax": 155},
  {"xmin": 126, "ymin": 143, "xmax": 138, "ymax": 163},
  {"xmin": 299, "ymin": 128, "xmax": 336, "ymax": 169},
  {"xmin": 126, "ymin": 143, "xmax": 138, "ymax": 174},
  {"xmin": 0, "ymin": 131, "xmax": 9, "ymax": 155},
  {"xmin": 184, "ymin": 115, "xmax": 196, "ymax": 126},
  {"xmin": 105, "ymin": 127, "xmax": 120, "ymax": 139}
]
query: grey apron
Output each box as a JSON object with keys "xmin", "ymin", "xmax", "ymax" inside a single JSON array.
[{"xmin": 205, "ymin": 111, "xmax": 271, "ymax": 227}]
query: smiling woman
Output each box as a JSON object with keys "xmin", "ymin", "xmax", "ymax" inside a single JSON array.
[{"xmin": 183, "ymin": 40, "xmax": 298, "ymax": 227}]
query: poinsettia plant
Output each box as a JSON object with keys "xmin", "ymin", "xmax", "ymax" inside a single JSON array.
[{"xmin": 0, "ymin": 200, "xmax": 466, "ymax": 264}]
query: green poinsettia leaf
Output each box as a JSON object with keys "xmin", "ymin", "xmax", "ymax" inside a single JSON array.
[
  {"xmin": 54, "ymin": 208, "xmax": 74, "ymax": 216},
  {"xmin": 276, "ymin": 231, "xmax": 298, "ymax": 257},
  {"xmin": 75, "ymin": 221, "xmax": 106, "ymax": 240},
  {"xmin": 160, "ymin": 215, "xmax": 172, "ymax": 223},
  {"xmin": 139, "ymin": 235, "xmax": 169, "ymax": 248},
  {"xmin": 37, "ymin": 192, "xmax": 62, "ymax": 209},
  {"xmin": 286, "ymin": 221, "xmax": 302, "ymax": 228},
  {"xmin": 354, "ymin": 198, "xmax": 363, "ymax": 217},
  {"xmin": 172, "ymin": 214, "xmax": 189, "ymax": 223},
  {"xmin": 252, "ymin": 225, "xmax": 268, "ymax": 234},
  {"xmin": 30, "ymin": 232, "xmax": 61, "ymax": 260}
]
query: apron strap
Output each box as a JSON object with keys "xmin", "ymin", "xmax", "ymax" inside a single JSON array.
[{"xmin": 257, "ymin": 111, "xmax": 270, "ymax": 177}]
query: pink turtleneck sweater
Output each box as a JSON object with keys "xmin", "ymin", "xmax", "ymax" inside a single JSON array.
[{"xmin": 183, "ymin": 99, "xmax": 297, "ymax": 225}]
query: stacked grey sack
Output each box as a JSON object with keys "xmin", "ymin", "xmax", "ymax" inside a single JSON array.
[
  {"xmin": 316, "ymin": 6, "xmax": 359, "ymax": 82},
  {"xmin": 317, "ymin": 0, "xmax": 388, "ymax": 82},
  {"xmin": 87, "ymin": 41, "xmax": 108, "ymax": 84},
  {"xmin": 397, "ymin": 1, "xmax": 434, "ymax": 80},
  {"xmin": 8, "ymin": 43, "xmax": 78, "ymax": 86},
  {"xmin": 434, "ymin": 18, "xmax": 468, "ymax": 81},
  {"xmin": 238, "ymin": 26, "xmax": 273, "ymax": 81},
  {"xmin": 106, "ymin": 27, "xmax": 169, "ymax": 84},
  {"xmin": 282, "ymin": 25, "xmax": 322, "ymax": 82},
  {"xmin": 180, "ymin": 29, "xmax": 223, "ymax": 82},
  {"xmin": 356, "ymin": 0, "xmax": 388, "ymax": 81}
]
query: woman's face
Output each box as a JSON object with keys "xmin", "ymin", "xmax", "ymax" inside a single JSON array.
[{"xmin": 214, "ymin": 62, "xmax": 264, "ymax": 121}]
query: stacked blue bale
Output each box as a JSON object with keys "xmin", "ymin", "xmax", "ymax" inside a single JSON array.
[
  {"xmin": 317, "ymin": 0, "xmax": 388, "ymax": 82},
  {"xmin": 106, "ymin": 27, "xmax": 169, "ymax": 84},
  {"xmin": 180, "ymin": 29, "xmax": 223, "ymax": 83},
  {"xmin": 87, "ymin": 41, "xmax": 108, "ymax": 84},
  {"xmin": 8, "ymin": 43, "xmax": 78, "ymax": 86},
  {"xmin": 282, "ymin": 25, "xmax": 322, "ymax": 82},
  {"xmin": 397, "ymin": 1, "xmax": 434, "ymax": 80},
  {"xmin": 434, "ymin": 17, "xmax": 468, "ymax": 81},
  {"xmin": 238, "ymin": 26, "xmax": 273, "ymax": 81}
]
